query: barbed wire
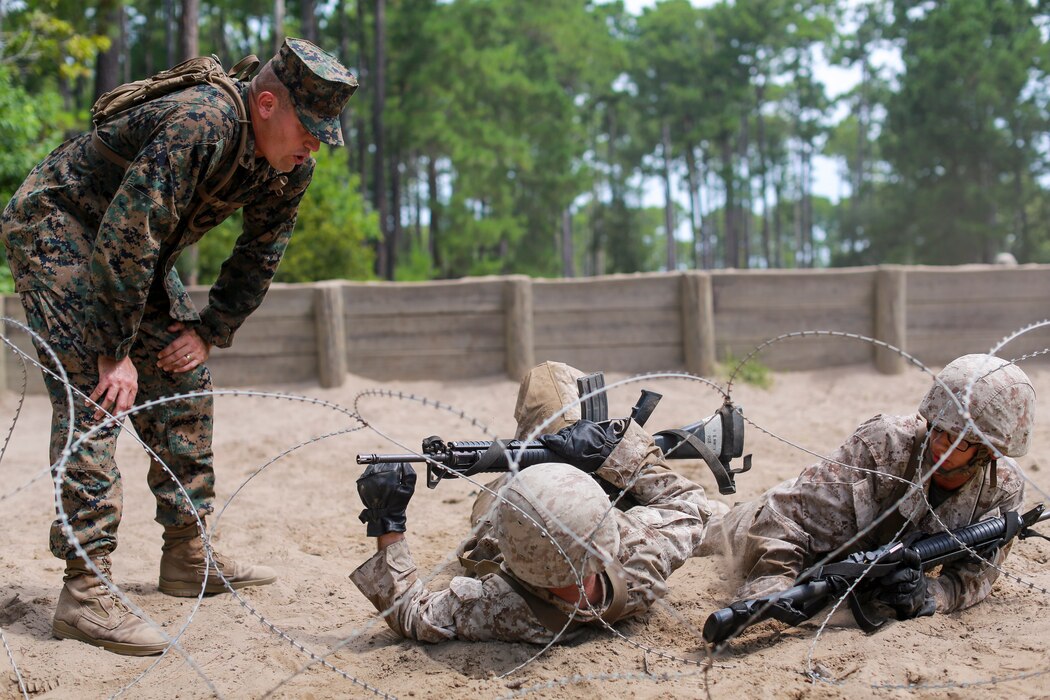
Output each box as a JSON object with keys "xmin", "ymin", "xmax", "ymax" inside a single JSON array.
[{"xmin": 1, "ymin": 319, "xmax": 1048, "ymax": 699}]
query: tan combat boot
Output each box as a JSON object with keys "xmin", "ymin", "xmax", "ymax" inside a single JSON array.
[
  {"xmin": 52, "ymin": 559, "xmax": 169, "ymax": 656},
  {"xmin": 158, "ymin": 523, "xmax": 277, "ymax": 597}
]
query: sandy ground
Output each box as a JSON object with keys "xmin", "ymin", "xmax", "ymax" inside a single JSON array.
[{"xmin": 1, "ymin": 358, "xmax": 1049, "ymax": 699}]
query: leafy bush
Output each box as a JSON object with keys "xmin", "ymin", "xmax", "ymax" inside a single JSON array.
[
  {"xmin": 275, "ymin": 149, "xmax": 379, "ymax": 283},
  {"xmin": 720, "ymin": 351, "xmax": 773, "ymax": 389},
  {"xmin": 193, "ymin": 148, "xmax": 379, "ymax": 285},
  {"xmin": 0, "ymin": 67, "xmax": 72, "ymax": 293}
]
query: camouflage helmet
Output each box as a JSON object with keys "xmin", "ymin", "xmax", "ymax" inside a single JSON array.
[
  {"xmin": 495, "ymin": 462, "xmax": 619, "ymax": 588},
  {"xmin": 269, "ymin": 38, "xmax": 357, "ymax": 146},
  {"xmin": 918, "ymin": 354, "xmax": 1036, "ymax": 458}
]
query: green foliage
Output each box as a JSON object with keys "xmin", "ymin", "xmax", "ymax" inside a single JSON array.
[
  {"xmin": 394, "ymin": 240, "xmax": 435, "ymax": 281},
  {"xmin": 4, "ymin": 0, "xmax": 1050, "ymax": 283},
  {"xmin": 3, "ymin": 6, "xmax": 110, "ymax": 86},
  {"xmin": 0, "ymin": 65, "xmax": 71, "ymax": 294},
  {"xmin": 0, "ymin": 67, "xmax": 68, "ymax": 204},
  {"xmin": 720, "ymin": 351, "xmax": 773, "ymax": 390},
  {"xmin": 871, "ymin": 0, "xmax": 1050, "ymax": 264},
  {"xmin": 193, "ymin": 149, "xmax": 379, "ymax": 285},
  {"xmin": 275, "ymin": 150, "xmax": 379, "ymax": 282}
]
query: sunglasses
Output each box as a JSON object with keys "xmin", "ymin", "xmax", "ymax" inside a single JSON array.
[{"xmin": 930, "ymin": 426, "xmax": 976, "ymax": 453}]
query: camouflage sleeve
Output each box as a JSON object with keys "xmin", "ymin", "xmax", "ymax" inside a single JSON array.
[
  {"xmin": 349, "ymin": 539, "xmax": 553, "ymax": 643},
  {"xmin": 594, "ymin": 421, "xmax": 722, "ymax": 615},
  {"xmin": 928, "ymin": 464, "xmax": 1026, "ymax": 613},
  {"xmin": 731, "ymin": 432, "xmax": 874, "ymax": 600},
  {"xmin": 196, "ymin": 160, "xmax": 314, "ymax": 348},
  {"xmin": 86, "ymin": 105, "xmax": 236, "ymax": 358}
]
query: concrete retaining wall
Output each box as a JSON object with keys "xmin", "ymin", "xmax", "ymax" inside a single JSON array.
[{"xmin": 5, "ymin": 264, "xmax": 1049, "ymax": 392}]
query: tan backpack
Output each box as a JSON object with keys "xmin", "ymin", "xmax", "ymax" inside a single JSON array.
[{"xmin": 91, "ymin": 54, "xmax": 260, "ymax": 200}]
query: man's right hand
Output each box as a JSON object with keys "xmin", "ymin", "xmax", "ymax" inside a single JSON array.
[
  {"xmin": 538, "ymin": 419, "xmax": 625, "ymax": 473},
  {"xmin": 357, "ymin": 463, "xmax": 416, "ymax": 537},
  {"xmin": 90, "ymin": 355, "xmax": 139, "ymax": 421},
  {"xmin": 876, "ymin": 548, "xmax": 936, "ymax": 620}
]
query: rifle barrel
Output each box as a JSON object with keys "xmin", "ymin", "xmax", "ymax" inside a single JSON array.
[
  {"xmin": 356, "ymin": 453, "xmax": 434, "ymax": 465},
  {"xmin": 913, "ymin": 504, "xmax": 1046, "ymax": 568}
]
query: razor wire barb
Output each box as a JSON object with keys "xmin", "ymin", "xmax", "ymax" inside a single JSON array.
[{"xmin": 0, "ymin": 320, "xmax": 1048, "ymax": 699}]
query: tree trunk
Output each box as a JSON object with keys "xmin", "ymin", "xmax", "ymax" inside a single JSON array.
[
  {"xmin": 802, "ymin": 141, "xmax": 813, "ymax": 267},
  {"xmin": 180, "ymin": 0, "xmax": 199, "ymax": 61},
  {"xmin": 95, "ymin": 0, "xmax": 123, "ymax": 100},
  {"xmin": 180, "ymin": 0, "xmax": 201, "ymax": 284},
  {"xmin": 739, "ymin": 112, "xmax": 751, "ymax": 269},
  {"xmin": 356, "ymin": 0, "xmax": 370, "ymax": 199},
  {"xmin": 120, "ymin": 8, "xmax": 130, "ymax": 83},
  {"xmin": 756, "ymin": 81, "xmax": 772, "ymax": 267},
  {"xmin": 391, "ymin": 152, "xmax": 403, "ymax": 269},
  {"xmin": 683, "ymin": 142, "xmax": 702, "ymax": 270},
  {"xmin": 214, "ymin": 5, "xmax": 229, "ymax": 63},
  {"xmin": 427, "ymin": 155, "xmax": 442, "ymax": 275},
  {"xmin": 561, "ymin": 207, "xmax": 574, "ymax": 277},
  {"xmin": 144, "ymin": 3, "xmax": 155, "ymax": 75},
  {"xmin": 274, "ymin": 0, "xmax": 285, "ymax": 52},
  {"xmin": 337, "ymin": 0, "xmax": 354, "ymax": 169},
  {"xmin": 301, "ymin": 0, "xmax": 319, "ymax": 43},
  {"xmin": 701, "ymin": 151, "xmax": 709, "ymax": 270},
  {"xmin": 721, "ymin": 136, "xmax": 736, "ymax": 268},
  {"xmin": 661, "ymin": 120, "xmax": 676, "ymax": 271},
  {"xmin": 373, "ymin": 0, "xmax": 390, "ymax": 279},
  {"xmin": 774, "ymin": 180, "xmax": 783, "ymax": 268},
  {"xmin": 1014, "ymin": 156, "xmax": 1030, "ymax": 261},
  {"xmin": 413, "ymin": 154, "xmax": 423, "ymax": 250},
  {"xmin": 165, "ymin": 0, "xmax": 176, "ymax": 68}
]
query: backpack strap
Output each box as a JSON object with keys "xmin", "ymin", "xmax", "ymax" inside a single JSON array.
[
  {"xmin": 91, "ymin": 130, "xmax": 131, "ymax": 170},
  {"xmin": 193, "ymin": 69, "xmax": 250, "ymax": 203},
  {"xmin": 91, "ymin": 55, "xmax": 258, "ymax": 205},
  {"xmin": 229, "ymin": 55, "xmax": 260, "ymax": 80}
]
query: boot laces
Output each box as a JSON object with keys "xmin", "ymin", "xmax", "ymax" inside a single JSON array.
[{"xmin": 89, "ymin": 565, "xmax": 131, "ymax": 615}]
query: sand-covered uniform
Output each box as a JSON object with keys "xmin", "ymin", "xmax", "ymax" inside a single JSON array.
[
  {"xmin": 352, "ymin": 422, "xmax": 722, "ymax": 642},
  {"xmin": 706, "ymin": 413, "xmax": 1025, "ymax": 612},
  {"xmin": 351, "ymin": 361, "xmax": 724, "ymax": 643},
  {"xmin": 1, "ymin": 78, "xmax": 312, "ymax": 560}
]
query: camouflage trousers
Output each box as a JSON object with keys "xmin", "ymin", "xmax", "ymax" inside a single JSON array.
[{"xmin": 19, "ymin": 288, "xmax": 215, "ymax": 561}]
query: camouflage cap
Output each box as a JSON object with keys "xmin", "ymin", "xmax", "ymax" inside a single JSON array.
[
  {"xmin": 495, "ymin": 463, "xmax": 620, "ymax": 589},
  {"xmin": 270, "ymin": 37, "xmax": 357, "ymax": 146},
  {"xmin": 919, "ymin": 354, "xmax": 1036, "ymax": 457}
]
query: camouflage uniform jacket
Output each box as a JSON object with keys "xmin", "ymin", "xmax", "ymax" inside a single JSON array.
[
  {"xmin": 2, "ymin": 82, "xmax": 312, "ymax": 358},
  {"xmin": 712, "ymin": 413, "xmax": 1025, "ymax": 612},
  {"xmin": 350, "ymin": 421, "xmax": 722, "ymax": 643}
]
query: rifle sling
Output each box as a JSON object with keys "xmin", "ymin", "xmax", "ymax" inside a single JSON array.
[
  {"xmin": 458, "ymin": 556, "xmax": 629, "ymax": 635},
  {"xmin": 656, "ymin": 428, "xmax": 734, "ymax": 495}
]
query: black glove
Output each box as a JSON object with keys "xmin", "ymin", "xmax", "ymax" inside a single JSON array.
[
  {"xmin": 356, "ymin": 462, "xmax": 416, "ymax": 537},
  {"xmin": 875, "ymin": 548, "xmax": 936, "ymax": 620},
  {"xmin": 538, "ymin": 419, "xmax": 625, "ymax": 473}
]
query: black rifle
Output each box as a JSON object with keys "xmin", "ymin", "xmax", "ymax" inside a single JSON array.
[
  {"xmin": 357, "ymin": 390, "xmax": 751, "ymax": 492},
  {"xmin": 703, "ymin": 504, "xmax": 1050, "ymax": 646}
]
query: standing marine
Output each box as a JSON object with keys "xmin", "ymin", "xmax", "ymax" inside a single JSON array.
[{"xmin": 1, "ymin": 38, "xmax": 357, "ymax": 655}]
